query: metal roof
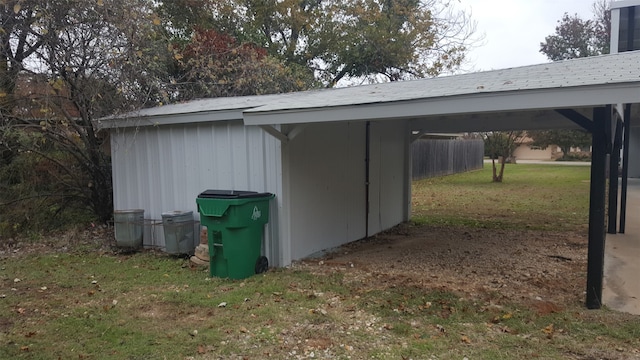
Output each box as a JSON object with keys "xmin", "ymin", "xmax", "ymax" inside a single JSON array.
[
  {"xmin": 100, "ymin": 50, "xmax": 640, "ymax": 132},
  {"xmin": 243, "ymin": 51, "xmax": 640, "ymax": 129},
  {"xmin": 248, "ymin": 51, "xmax": 640, "ymax": 112},
  {"xmin": 98, "ymin": 93, "xmax": 292, "ymax": 128}
]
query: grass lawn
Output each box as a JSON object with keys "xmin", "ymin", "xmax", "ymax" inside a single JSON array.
[
  {"xmin": 412, "ymin": 163, "xmax": 591, "ymax": 231},
  {"xmin": 1, "ymin": 164, "xmax": 639, "ymax": 359}
]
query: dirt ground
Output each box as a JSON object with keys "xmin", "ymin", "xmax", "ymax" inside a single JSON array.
[
  {"xmin": 1, "ymin": 223, "xmax": 589, "ymax": 311},
  {"xmin": 294, "ymin": 223, "xmax": 589, "ymax": 311}
]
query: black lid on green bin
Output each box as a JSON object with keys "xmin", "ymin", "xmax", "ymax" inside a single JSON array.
[{"xmin": 197, "ymin": 190, "xmax": 273, "ymax": 199}]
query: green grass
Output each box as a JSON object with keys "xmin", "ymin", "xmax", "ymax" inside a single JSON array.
[
  {"xmin": 412, "ymin": 164, "xmax": 591, "ymax": 231},
  {"xmin": 2, "ymin": 164, "xmax": 639, "ymax": 359},
  {"xmin": 2, "ymin": 248, "xmax": 639, "ymax": 359},
  {"xmin": 0, "ymin": 253, "xmax": 343, "ymax": 359}
]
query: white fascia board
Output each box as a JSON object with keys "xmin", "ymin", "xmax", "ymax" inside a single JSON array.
[
  {"xmin": 242, "ymin": 83, "xmax": 640, "ymax": 126},
  {"xmin": 611, "ymin": 0, "xmax": 640, "ymax": 10},
  {"xmin": 97, "ymin": 109, "xmax": 244, "ymax": 129}
]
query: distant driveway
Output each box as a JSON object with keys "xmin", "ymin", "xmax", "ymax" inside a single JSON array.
[{"xmin": 484, "ymin": 159, "xmax": 591, "ymax": 166}]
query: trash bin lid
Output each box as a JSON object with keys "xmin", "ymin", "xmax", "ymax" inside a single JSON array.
[
  {"xmin": 161, "ymin": 210, "xmax": 193, "ymax": 217},
  {"xmin": 114, "ymin": 209, "xmax": 144, "ymax": 214},
  {"xmin": 197, "ymin": 190, "xmax": 273, "ymax": 199}
]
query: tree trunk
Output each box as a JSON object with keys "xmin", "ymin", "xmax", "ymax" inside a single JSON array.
[
  {"xmin": 492, "ymin": 158, "xmax": 498, "ymax": 181},
  {"xmin": 0, "ymin": 56, "xmax": 19, "ymax": 118},
  {"xmin": 497, "ymin": 156, "xmax": 506, "ymax": 182},
  {"xmin": 493, "ymin": 156, "xmax": 505, "ymax": 182}
]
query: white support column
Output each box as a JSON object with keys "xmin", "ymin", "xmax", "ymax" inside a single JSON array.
[
  {"xmin": 628, "ymin": 126, "xmax": 640, "ymax": 178},
  {"xmin": 277, "ymin": 140, "xmax": 293, "ymax": 266},
  {"xmin": 611, "ymin": 5, "xmax": 621, "ymax": 53},
  {"xmin": 403, "ymin": 121, "xmax": 413, "ymax": 222}
]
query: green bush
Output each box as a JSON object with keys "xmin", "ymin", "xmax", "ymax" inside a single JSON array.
[
  {"xmin": 559, "ymin": 152, "xmax": 591, "ymax": 161},
  {"xmin": 0, "ymin": 146, "xmax": 97, "ymax": 239}
]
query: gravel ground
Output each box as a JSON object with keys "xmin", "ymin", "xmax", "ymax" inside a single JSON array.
[{"xmin": 295, "ymin": 224, "xmax": 588, "ymax": 310}]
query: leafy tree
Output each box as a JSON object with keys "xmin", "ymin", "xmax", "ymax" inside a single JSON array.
[
  {"xmin": 540, "ymin": 13, "xmax": 604, "ymax": 60},
  {"xmin": 527, "ymin": 130, "xmax": 592, "ymax": 160},
  {"xmin": 0, "ymin": 1, "xmax": 49, "ymax": 172},
  {"xmin": 0, "ymin": 0, "xmax": 476, "ymax": 236},
  {"xmin": 540, "ymin": 0, "xmax": 609, "ymax": 60},
  {"xmin": 0, "ymin": 1, "xmax": 45, "ymax": 116},
  {"xmin": 0, "ymin": 0, "xmax": 169, "ymax": 235},
  {"xmin": 171, "ymin": 28, "xmax": 316, "ymax": 100},
  {"xmin": 536, "ymin": 1, "xmax": 609, "ymax": 160},
  {"xmin": 483, "ymin": 131, "xmax": 524, "ymax": 183},
  {"xmin": 591, "ymin": 0, "xmax": 611, "ymax": 54},
  {"xmin": 158, "ymin": 0, "xmax": 476, "ymax": 86}
]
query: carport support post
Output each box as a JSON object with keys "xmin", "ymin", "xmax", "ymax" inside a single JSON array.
[
  {"xmin": 607, "ymin": 118, "xmax": 623, "ymax": 234},
  {"xmin": 620, "ymin": 104, "xmax": 631, "ymax": 234},
  {"xmin": 586, "ymin": 106, "xmax": 610, "ymax": 309}
]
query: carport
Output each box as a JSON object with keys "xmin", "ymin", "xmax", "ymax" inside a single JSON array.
[
  {"xmin": 103, "ymin": 50, "xmax": 640, "ymax": 309},
  {"xmin": 241, "ymin": 50, "xmax": 640, "ymax": 309}
]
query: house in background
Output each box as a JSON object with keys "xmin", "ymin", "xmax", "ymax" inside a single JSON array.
[
  {"xmin": 513, "ymin": 133, "xmax": 591, "ymax": 161},
  {"xmin": 513, "ymin": 135, "xmax": 562, "ymax": 161}
]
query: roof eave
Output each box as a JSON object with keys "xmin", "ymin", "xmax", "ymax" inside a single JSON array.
[
  {"xmin": 97, "ymin": 108, "xmax": 244, "ymax": 129},
  {"xmin": 242, "ymin": 82, "xmax": 640, "ymax": 126}
]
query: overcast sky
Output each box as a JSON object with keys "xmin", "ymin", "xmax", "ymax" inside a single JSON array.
[{"xmin": 462, "ymin": 0, "xmax": 597, "ymax": 72}]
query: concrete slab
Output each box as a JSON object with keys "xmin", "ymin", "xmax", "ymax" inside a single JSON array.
[{"xmin": 603, "ymin": 178, "xmax": 640, "ymax": 315}]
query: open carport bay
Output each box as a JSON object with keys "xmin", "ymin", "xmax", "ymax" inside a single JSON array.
[
  {"xmin": 296, "ymin": 224, "xmax": 587, "ymax": 309},
  {"xmin": 297, "ymin": 166, "xmax": 640, "ymax": 316}
]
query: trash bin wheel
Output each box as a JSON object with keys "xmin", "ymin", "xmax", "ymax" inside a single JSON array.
[{"xmin": 255, "ymin": 256, "xmax": 269, "ymax": 274}]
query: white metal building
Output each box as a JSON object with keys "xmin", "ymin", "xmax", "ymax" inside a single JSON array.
[
  {"xmin": 100, "ymin": 50, "xmax": 640, "ymax": 268},
  {"xmin": 611, "ymin": 0, "xmax": 640, "ymax": 177}
]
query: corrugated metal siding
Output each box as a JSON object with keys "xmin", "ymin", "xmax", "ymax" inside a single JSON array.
[
  {"xmin": 285, "ymin": 120, "xmax": 408, "ymax": 261},
  {"xmin": 368, "ymin": 121, "xmax": 406, "ymax": 234},
  {"xmin": 110, "ymin": 121, "xmax": 281, "ymax": 261},
  {"xmin": 286, "ymin": 122, "xmax": 367, "ymax": 260}
]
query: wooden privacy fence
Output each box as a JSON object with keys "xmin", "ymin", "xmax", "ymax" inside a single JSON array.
[{"xmin": 412, "ymin": 139, "xmax": 484, "ymax": 180}]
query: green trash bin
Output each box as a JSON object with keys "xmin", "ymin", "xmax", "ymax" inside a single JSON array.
[{"xmin": 196, "ymin": 190, "xmax": 275, "ymax": 279}]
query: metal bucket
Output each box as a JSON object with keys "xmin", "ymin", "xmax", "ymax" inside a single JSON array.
[
  {"xmin": 113, "ymin": 209, "xmax": 144, "ymax": 248},
  {"xmin": 162, "ymin": 211, "xmax": 195, "ymax": 255}
]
